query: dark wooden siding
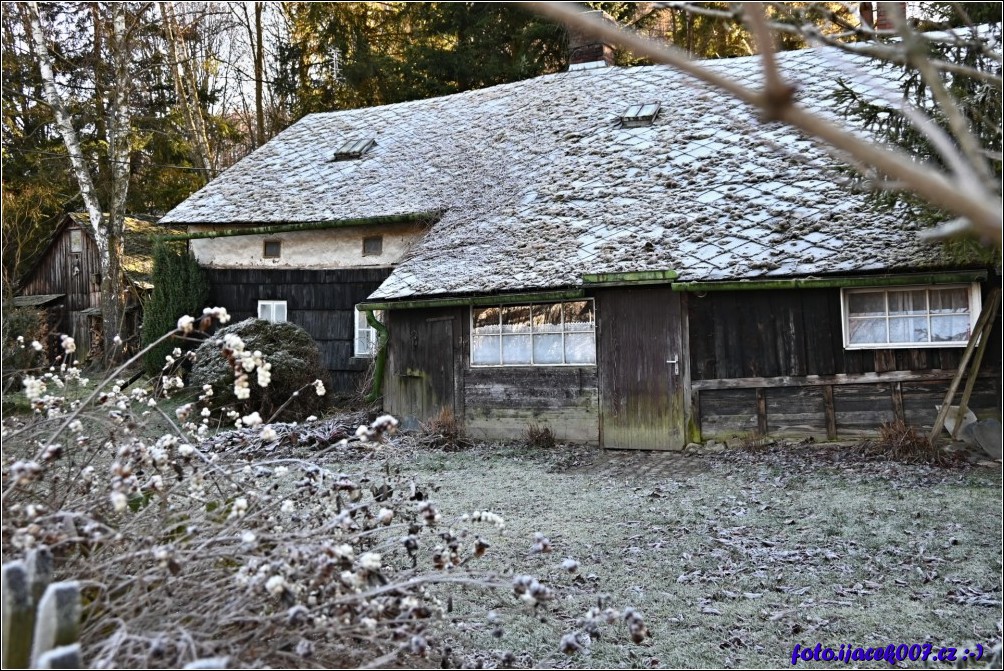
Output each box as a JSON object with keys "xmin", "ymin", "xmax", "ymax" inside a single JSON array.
[
  {"xmin": 463, "ymin": 366, "xmax": 599, "ymax": 443},
  {"xmin": 687, "ymin": 288, "xmax": 987, "ymax": 379},
  {"xmin": 380, "ymin": 305, "xmax": 600, "ymax": 443},
  {"xmin": 204, "ymin": 267, "xmax": 391, "ymax": 393},
  {"xmin": 22, "ymin": 224, "xmax": 101, "ymax": 334},
  {"xmin": 690, "ymin": 286, "xmax": 1001, "ymax": 442},
  {"xmin": 699, "ymin": 377, "xmax": 998, "ymax": 440},
  {"xmin": 596, "ymin": 287, "xmax": 684, "ymax": 450},
  {"xmin": 384, "ymin": 307, "xmax": 460, "ymax": 427}
]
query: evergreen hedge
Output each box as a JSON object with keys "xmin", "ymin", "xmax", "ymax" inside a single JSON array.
[{"xmin": 142, "ymin": 240, "xmax": 209, "ymax": 375}]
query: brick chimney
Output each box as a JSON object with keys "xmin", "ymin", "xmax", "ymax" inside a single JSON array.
[
  {"xmin": 875, "ymin": 2, "xmax": 906, "ymax": 30},
  {"xmin": 567, "ymin": 9, "xmax": 617, "ymax": 70}
]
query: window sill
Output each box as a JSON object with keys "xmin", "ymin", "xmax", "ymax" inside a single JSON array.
[{"xmin": 843, "ymin": 342, "xmax": 969, "ymax": 350}]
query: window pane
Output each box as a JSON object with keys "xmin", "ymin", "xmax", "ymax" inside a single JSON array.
[
  {"xmin": 564, "ymin": 333, "xmax": 595, "ymax": 364},
  {"xmin": 275, "ymin": 303, "xmax": 287, "ymax": 323},
  {"xmin": 473, "ymin": 307, "xmax": 500, "ymax": 334},
  {"xmin": 532, "ymin": 303, "xmax": 562, "ymax": 331},
  {"xmin": 930, "ymin": 288, "xmax": 968, "ymax": 313},
  {"xmin": 70, "ymin": 230, "xmax": 83, "ymax": 253},
  {"xmin": 501, "ymin": 334, "xmax": 531, "ymax": 364},
  {"xmin": 563, "ymin": 301, "xmax": 594, "ymax": 331},
  {"xmin": 258, "ymin": 303, "xmax": 271, "ymax": 321},
  {"xmin": 931, "ymin": 315, "xmax": 970, "ymax": 342},
  {"xmin": 472, "ymin": 336, "xmax": 499, "ymax": 365},
  {"xmin": 356, "ymin": 334, "xmax": 373, "ymax": 356},
  {"xmin": 501, "ymin": 306, "xmax": 532, "ymax": 333},
  {"xmin": 889, "ymin": 317, "xmax": 927, "ymax": 343},
  {"xmin": 888, "ymin": 290, "xmax": 926, "ymax": 315},
  {"xmin": 357, "ymin": 309, "xmax": 368, "ymax": 329},
  {"xmin": 848, "ymin": 317, "xmax": 886, "ymax": 344},
  {"xmin": 847, "ymin": 292, "xmax": 885, "ymax": 317},
  {"xmin": 532, "ymin": 334, "xmax": 562, "ymax": 364}
]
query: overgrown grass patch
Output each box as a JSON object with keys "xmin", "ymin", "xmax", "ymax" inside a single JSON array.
[{"xmin": 351, "ymin": 443, "xmax": 1002, "ymax": 668}]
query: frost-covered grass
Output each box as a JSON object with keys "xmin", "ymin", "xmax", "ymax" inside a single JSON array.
[{"xmin": 339, "ymin": 443, "xmax": 1003, "ymax": 668}]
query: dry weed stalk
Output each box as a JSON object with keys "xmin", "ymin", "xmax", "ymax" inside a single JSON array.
[{"xmin": 2, "ymin": 311, "xmax": 644, "ymax": 667}]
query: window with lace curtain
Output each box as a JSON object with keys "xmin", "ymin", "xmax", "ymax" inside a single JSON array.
[{"xmin": 841, "ymin": 284, "xmax": 980, "ymax": 349}]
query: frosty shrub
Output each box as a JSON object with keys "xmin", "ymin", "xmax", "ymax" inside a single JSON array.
[
  {"xmin": 2, "ymin": 307, "xmax": 49, "ymax": 392},
  {"xmin": 1, "ymin": 308, "xmax": 645, "ymax": 667},
  {"xmin": 189, "ymin": 318, "xmax": 331, "ymax": 422}
]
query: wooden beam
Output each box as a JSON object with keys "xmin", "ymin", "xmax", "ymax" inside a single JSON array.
[
  {"xmin": 929, "ymin": 288, "xmax": 1001, "ymax": 442},
  {"xmin": 822, "ymin": 384, "xmax": 837, "ymax": 439},
  {"xmin": 891, "ymin": 381, "xmax": 905, "ymax": 423},
  {"xmin": 672, "ymin": 270, "xmax": 988, "ymax": 293},
  {"xmin": 952, "ymin": 309, "xmax": 996, "ymax": 438},
  {"xmin": 581, "ymin": 269, "xmax": 678, "ymax": 286},
  {"xmin": 755, "ymin": 387, "xmax": 768, "ymax": 435},
  {"xmin": 358, "ymin": 289, "xmax": 586, "ymax": 312},
  {"xmin": 691, "ymin": 368, "xmax": 996, "ymax": 390},
  {"xmin": 157, "ymin": 211, "xmax": 441, "ymax": 241}
]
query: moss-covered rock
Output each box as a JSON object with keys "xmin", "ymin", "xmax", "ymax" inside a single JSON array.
[{"xmin": 189, "ymin": 318, "xmax": 330, "ymax": 422}]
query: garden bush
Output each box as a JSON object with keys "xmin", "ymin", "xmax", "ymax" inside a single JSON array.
[
  {"xmin": 1, "ymin": 309, "xmax": 644, "ymax": 668},
  {"xmin": 2, "ymin": 306, "xmax": 48, "ymax": 396},
  {"xmin": 188, "ymin": 317, "xmax": 330, "ymax": 422}
]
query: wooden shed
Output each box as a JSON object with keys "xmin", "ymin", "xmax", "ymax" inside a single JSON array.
[{"xmin": 17, "ymin": 213, "xmax": 166, "ymax": 357}]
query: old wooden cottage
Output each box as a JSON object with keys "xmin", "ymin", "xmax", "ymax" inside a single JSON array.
[
  {"xmin": 16, "ymin": 213, "xmax": 167, "ymax": 357},
  {"xmin": 160, "ymin": 35, "xmax": 1000, "ymax": 447}
]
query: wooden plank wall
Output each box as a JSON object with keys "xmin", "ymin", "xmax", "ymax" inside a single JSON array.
[
  {"xmin": 690, "ymin": 287, "xmax": 1001, "ymax": 442},
  {"xmin": 464, "ymin": 366, "xmax": 599, "ymax": 443},
  {"xmin": 384, "ymin": 308, "xmax": 459, "ymax": 428},
  {"xmin": 204, "ymin": 267, "xmax": 391, "ymax": 393},
  {"xmin": 22, "ymin": 223, "xmax": 101, "ymax": 337},
  {"xmin": 380, "ymin": 306, "xmax": 600, "ymax": 443}
]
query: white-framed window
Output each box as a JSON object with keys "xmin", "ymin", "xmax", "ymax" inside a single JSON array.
[
  {"xmin": 258, "ymin": 300, "xmax": 287, "ymax": 323},
  {"xmin": 354, "ymin": 307, "xmax": 384, "ymax": 357},
  {"xmin": 471, "ymin": 300, "xmax": 596, "ymax": 367},
  {"xmin": 841, "ymin": 284, "xmax": 981, "ymax": 349}
]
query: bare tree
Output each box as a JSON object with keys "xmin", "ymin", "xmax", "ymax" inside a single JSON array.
[
  {"xmin": 160, "ymin": 1, "xmax": 215, "ymax": 181},
  {"xmin": 25, "ymin": 2, "xmax": 135, "ymax": 360},
  {"xmin": 531, "ymin": 2, "xmax": 1002, "ymax": 244}
]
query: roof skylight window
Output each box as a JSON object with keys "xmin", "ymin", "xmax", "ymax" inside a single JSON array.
[
  {"xmin": 620, "ymin": 103, "xmax": 661, "ymax": 127},
  {"xmin": 334, "ymin": 138, "xmax": 375, "ymax": 161}
]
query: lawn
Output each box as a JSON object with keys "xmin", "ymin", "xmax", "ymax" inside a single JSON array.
[
  {"xmin": 3, "ymin": 392, "xmax": 1000, "ymax": 668},
  {"xmin": 339, "ymin": 440, "xmax": 1003, "ymax": 669}
]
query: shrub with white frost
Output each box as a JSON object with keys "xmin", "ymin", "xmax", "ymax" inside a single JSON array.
[{"xmin": 188, "ymin": 318, "xmax": 330, "ymax": 422}]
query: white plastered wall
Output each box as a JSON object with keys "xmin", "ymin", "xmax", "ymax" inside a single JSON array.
[{"xmin": 189, "ymin": 224, "xmax": 426, "ymax": 269}]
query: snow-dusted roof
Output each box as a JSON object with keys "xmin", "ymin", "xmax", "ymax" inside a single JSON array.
[{"xmin": 161, "ymin": 45, "xmax": 955, "ymax": 301}]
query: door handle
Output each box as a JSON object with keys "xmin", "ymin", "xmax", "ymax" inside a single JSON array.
[{"xmin": 666, "ymin": 356, "xmax": 679, "ymax": 375}]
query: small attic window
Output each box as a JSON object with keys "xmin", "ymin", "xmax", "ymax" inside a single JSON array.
[
  {"xmin": 263, "ymin": 239, "xmax": 282, "ymax": 258},
  {"xmin": 334, "ymin": 138, "xmax": 375, "ymax": 161},
  {"xmin": 621, "ymin": 102, "xmax": 661, "ymax": 127},
  {"xmin": 69, "ymin": 229, "xmax": 83, "ymax": 253},
  {"xmin": 362, "ymin": 236, "xmax": 383, "ymax": 256}
]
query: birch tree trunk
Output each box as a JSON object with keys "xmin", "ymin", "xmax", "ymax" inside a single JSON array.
[{"xmin": 25, "ymin": 2, "xmax": 132, "ymax": 363}]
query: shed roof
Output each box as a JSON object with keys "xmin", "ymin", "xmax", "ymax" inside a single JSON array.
[
  {"xmin": 161, "ymin": 44, "xmax": 958, "ymax": 301},
  {"xmin": 61, "ymin": 213, "xmax": 190, "ymax": 286},
  {"xmin": 11, "ymin": 294, "xmax": 64, "ymax": 308}
]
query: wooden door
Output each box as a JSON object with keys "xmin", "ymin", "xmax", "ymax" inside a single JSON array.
[
  {"xmin": 385, "ymin": 310, "xmax": 456, "ymax": 428},
  {"xmin": 597, "ymin": 287, "xmax": 686, "ymax": 450}
]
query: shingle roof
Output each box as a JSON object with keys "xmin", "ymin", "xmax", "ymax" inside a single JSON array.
[
  {"xmin": 67, "ymin": 213, "xmax": 184, "ymax": 285},
  {"xmin": 160, "ymin": 45, "xmax": 954, "ymax": 301}
]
